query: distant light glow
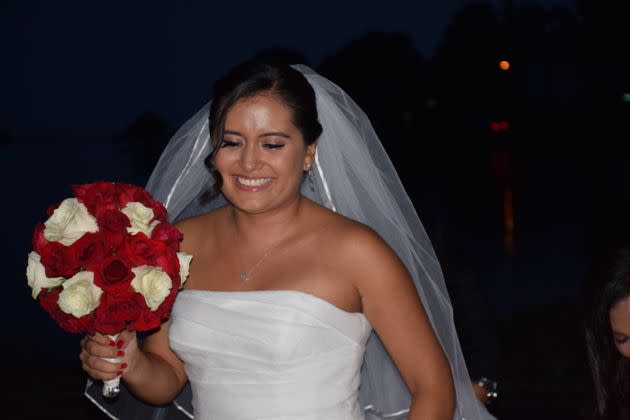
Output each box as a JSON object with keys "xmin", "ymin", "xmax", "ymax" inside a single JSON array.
[
  {"xmin": 499, "ymin": 60, "xmax": 510, "ymax": 71},
  {"xmin": 624, "ymin": 92, "xmax": 630, "ymax": 103},
  {"xmin": 490, "ymin": 120, "xmax": 510, "ymax": 133}
]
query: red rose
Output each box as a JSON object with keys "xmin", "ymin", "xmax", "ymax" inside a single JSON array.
[
  {"xmin": 32, "ymin": 223, "xmax": 48, "ymax": 254},
  {"xmin": 122, "ymin": 232, "xmax": 162, "ymax": 266},
  {"xmin": 98, "ymin": 209, "xmax": 131, "ymax": 248},
  {"xmin": 115, "ymin": 183, "xmax": 167, "ymax": 222},
  {"xmin": 128, "ymin": 294, "xmax": 161, "ymax": 331},
  {"xmin": 154, "ymin": 248, "xmax": 180, "ymax": 281},
  {"xmin": 72, "ymin": 182, "xmax": 118, "ymax": 218},
  {"xmin": 39, "ymin": 289, "xmax": 94, "ymax": 334},
  {"xmin": 99, "ymin": 209, "xmax": 130, "ymax": 232},
  {"xmin": 154, "ymin": 289, "xmax": 177, "ymax": 320},
  {"xmin": 66, "ymin": 232, "xmax": 105, "ymax": 271},
  {"xmin": 150, "ymin": 222, "xmax": 183, "ymax": 252},
  {"xmin": 41, "ymin": 242, "xmax": 80, "ymax": 278},
  {"xmin": 93, "ymin": 289, "xmax": 143, "ymax": 335},
  {"xmin": 97, "ymin": 257, "xmax": 133, "ymax": 291}
]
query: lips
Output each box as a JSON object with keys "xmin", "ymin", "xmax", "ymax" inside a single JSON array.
[{"xmin": 233, "ymin": 176, "xmax": 274, "ymax": 191}]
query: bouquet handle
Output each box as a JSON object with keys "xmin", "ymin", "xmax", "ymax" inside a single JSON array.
[{"xmin": 102, "ymin": 333, "xmax": 122, "ymax": 398}]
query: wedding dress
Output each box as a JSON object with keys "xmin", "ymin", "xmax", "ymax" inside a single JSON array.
[{"xmin": 169, "ymin": 290, "xmax": 371, "ymax": 419}]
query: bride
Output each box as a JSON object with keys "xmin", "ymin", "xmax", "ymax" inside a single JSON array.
[{"xmin": 81, "ymin": 60, "xmax": 494, "ymax": 419}]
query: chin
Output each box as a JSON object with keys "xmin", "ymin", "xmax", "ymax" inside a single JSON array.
[
  {"xmin": 617, "ymin": 347, "xmax": 630, "ymax": 358},
  {"xmin": 224, "ymin": 194, "xmax": 275, "ymax": 213},
  {"xmin": 224, "ymin": 187, "xmax": 301, "ymax": 213},
  {"xmin": 236, "ymin": 202, "xmax": 272, "ymax": 213}
]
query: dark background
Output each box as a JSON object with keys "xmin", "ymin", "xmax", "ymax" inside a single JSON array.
[{"xmin": 2, "ymin": 0, "xmax": 629, "ymax": 418}]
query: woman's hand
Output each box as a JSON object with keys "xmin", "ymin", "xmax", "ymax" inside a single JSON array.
[{"xmin": 80, "ymin": 329, "xmax": 138, "ymax": 382}]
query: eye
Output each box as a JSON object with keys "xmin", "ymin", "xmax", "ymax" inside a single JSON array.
[
  {"xmin": 615, "ymin": 336, "xmax": 629, "ymax": 344},
  {"xmin": 263, "ymin": 143, "xmax": 285, "ymax": 150},
  {"xmin": 221, "ymin": 140, "xmax": 241, "ymax": 148}
]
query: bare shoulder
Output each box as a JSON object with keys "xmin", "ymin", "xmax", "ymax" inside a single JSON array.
[
  {"xmin": 307, "ymin": 200, "xmax": 403, "ymax": 281},
  {"xmin": 174, "ymin": 206, "xmax": 229, "ymax": 252},
  {"xmin": 312, "ymin": 204, "xmax": 416, "ymax": 317},
  {"xmin": 308, "ymin": 201, "xmax": 391, "ymax": 253}
]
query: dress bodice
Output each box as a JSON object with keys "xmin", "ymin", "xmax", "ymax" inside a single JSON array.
[{"xmin": 169, "ymin": 289, "xmax": 372, "ymax": 420}]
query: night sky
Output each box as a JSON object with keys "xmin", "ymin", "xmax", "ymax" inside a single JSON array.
[{"xmin": 2, "ymin": 0, "xmax": 575, "ymax": 139}]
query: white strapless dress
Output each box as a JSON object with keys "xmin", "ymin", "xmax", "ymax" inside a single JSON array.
[{"xmin": 169, "ymin": 289, "xmax": 373, "ymax": 420}]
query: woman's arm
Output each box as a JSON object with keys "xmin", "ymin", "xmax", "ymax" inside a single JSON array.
[
  {"xmin": 341, "ymin": 225, "xmax": 455, "ymax": 419},
  {"xmin": 124, "ymin": 320, "xmax": 188, "ymax": 403}
]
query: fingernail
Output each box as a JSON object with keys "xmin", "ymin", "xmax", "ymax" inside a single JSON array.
[
  {"xmin": 117, "ymin": 370, "xmax": 123, "ymax": 376},
  {"xmin": 117, "ymin": 350, "xmax": 125, "ymax": 357},
  {"xmin": 120, "ymin": 363, "xmax": 128, "ymax": 369},
  {"xmin": 108, "ymin": 340, "xmax": 115, "ymax": 347},
  {"xmin": 116, "ymin": 340, "xmax": 124, "ymax": 348}
]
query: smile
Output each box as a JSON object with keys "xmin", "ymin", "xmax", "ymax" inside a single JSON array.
[{"xmin": 234, "ymin": 176, "xmax": 273, "ymax": 190}]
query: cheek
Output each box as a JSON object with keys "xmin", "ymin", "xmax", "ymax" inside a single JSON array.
[
  {"xmin": 213, "ymin": 151, "xmax": 231, "ymax": 172},
  {"xmin": 270, "ymin": 152, "xmax": 305, "ymax": 174}
]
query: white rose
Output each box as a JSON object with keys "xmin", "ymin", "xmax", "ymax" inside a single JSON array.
[
  {"xmin": 43, "ymin": 198, "xmax": 99, "ymax": 245},
  {"xmin": 131, "ymin": 265, "xmax": 172, "ymax": 311},
  {"xmin": 26, "ymin": 251, "xmax": 64, "ymax": 299},
  {"xmin": 121, "ymin": 202, "xmax": 160, "ymax": 237},
  {"xmin": 58, "ymin": 271, "xmax": 102, "ymax": 318},
  {"xmin": 177, "ymin": 252, "xmax": 193, "ymax": 288}
]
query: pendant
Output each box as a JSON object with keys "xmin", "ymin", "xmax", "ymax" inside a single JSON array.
[{"xmin": 240, "ymin": 271, "xmax": 251, "ymax": 281}]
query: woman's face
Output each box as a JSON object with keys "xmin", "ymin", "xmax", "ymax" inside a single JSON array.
[
  {"xmin": 610, "ymin": 296, "xmax": 630, "ymax": 357},
  {"xmin": 214, "ymin": 93, "xmax": 316, "ymax": 214}
]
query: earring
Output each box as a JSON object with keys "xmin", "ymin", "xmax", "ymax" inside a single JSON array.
[{"xmin": 305, "ymin": 164, "xmax": 315, "ymax": 191}]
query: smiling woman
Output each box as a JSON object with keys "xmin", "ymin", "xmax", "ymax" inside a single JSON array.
[
  {"xmin": 586, "ymin": 246, "xmax": 630, "ymax": 419},
  {"xmin": 81, "ymin": 59, "xmax": 495, "ymax": 420}
]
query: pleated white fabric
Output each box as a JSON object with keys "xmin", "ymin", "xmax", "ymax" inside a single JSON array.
[{"xmin": 169, "ymin": 289, "xmax": 373, "ymax": 420}]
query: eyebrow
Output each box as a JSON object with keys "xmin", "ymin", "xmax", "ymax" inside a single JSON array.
[
  {"xmin": 223, "ymin": 130, "xmax": 291, "ymax": 139},
  {"xmin": 261, "ymin": 131, "xmax": 291, "ymax": 139}
]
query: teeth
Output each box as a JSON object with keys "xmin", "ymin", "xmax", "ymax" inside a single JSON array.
[{"xmin": 236, "ymin": 177, "xmax": 272, "ymax": 187}]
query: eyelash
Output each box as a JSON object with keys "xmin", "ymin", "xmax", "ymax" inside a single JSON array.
[
  {"xmin": 615, "ymin": 337, "xmax": 629, "ymax": 344},
  {"xmin": 220, "ymin": 140, "xmax": 285, "ymax": 150},
  {"xmin": 221, "ymin": 140, "xmax": 240, "ymax": 148}
]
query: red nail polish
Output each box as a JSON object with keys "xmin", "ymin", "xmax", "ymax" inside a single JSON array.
[
  {"xmin": 116, "ymin": 340, "xmax": 124, "ymax": 348},
  {"xmin": 120, "ymin": 363, "xmax": 128, "ymax": 369},
  {"xmin": 108, "ymin": 340, "xmax": 115, "ymax": 347},
  {"xmin": 117, "ymin": 370, "xmax": 123, "ymax": 376},
  {"xmin": 117, "ymin": 350, "xmax": 125, "ymax": 357}
]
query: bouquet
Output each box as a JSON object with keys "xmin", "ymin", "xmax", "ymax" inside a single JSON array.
[{"xmin": 26, "ymin": 181, "xmax": 192, "ymax": 397}]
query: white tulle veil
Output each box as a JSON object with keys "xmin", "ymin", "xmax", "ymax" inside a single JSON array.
[{"xmin": 85, "ymin": 65, "xmax": 495, "ymax": 420}]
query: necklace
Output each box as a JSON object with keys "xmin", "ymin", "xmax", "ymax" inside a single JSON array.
[{"xmin": 237, "ymin": 237, "xmax": 287, "ymax": 282}]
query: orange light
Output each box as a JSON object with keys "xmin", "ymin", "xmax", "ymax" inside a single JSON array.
[{"xmin": 499, "ymin": 60, "xmax": 510, "ymax": 71}]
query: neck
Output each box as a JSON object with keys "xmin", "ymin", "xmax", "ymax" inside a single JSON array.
[{"xmin": 228, "ymin": 195, "xmax": 304, "ymax": 247}]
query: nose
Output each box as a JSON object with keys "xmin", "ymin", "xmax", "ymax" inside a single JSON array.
[{"xmin": 240, "ymin": 142, "xmax": 260, "ymax": 172}]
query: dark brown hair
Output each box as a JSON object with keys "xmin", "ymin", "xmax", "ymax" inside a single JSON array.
[{"xmin": 203, "ymin": 60, "xmax": 322, "ymax": 197}]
